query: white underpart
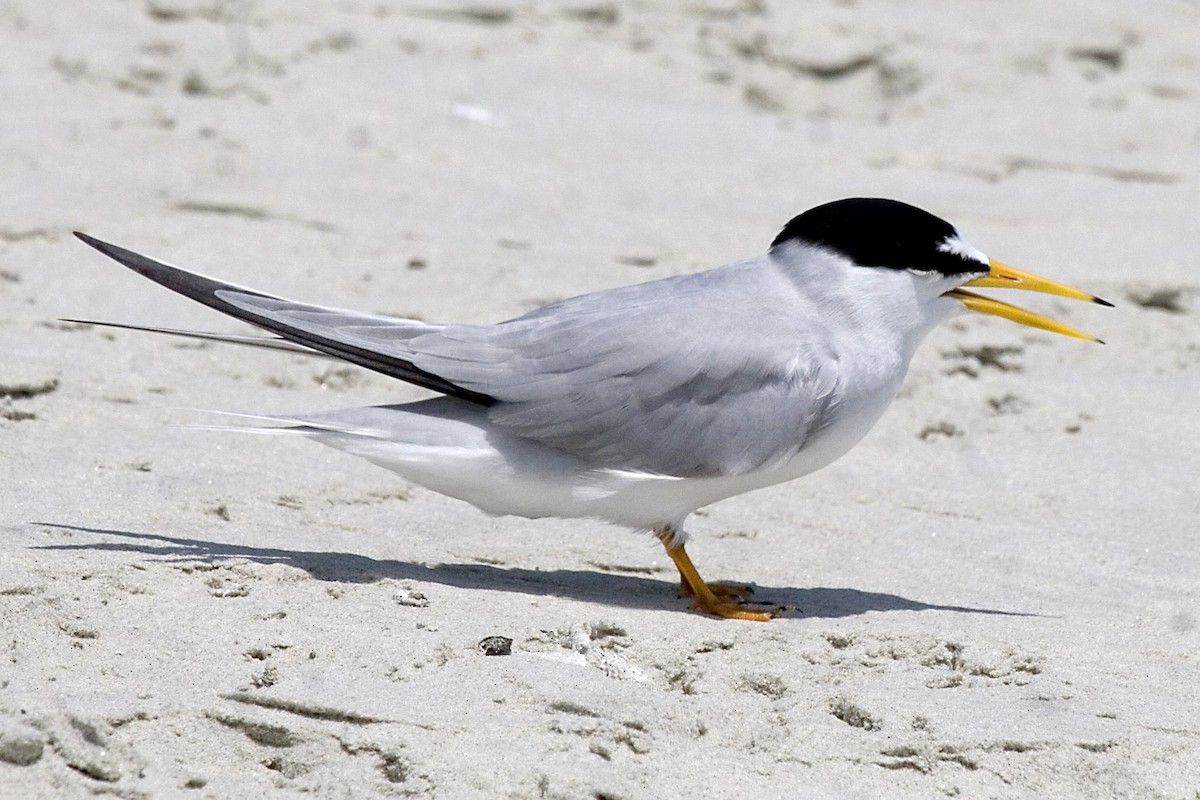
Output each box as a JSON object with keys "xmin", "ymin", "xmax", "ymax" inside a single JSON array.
[{"xmin": 287, "ymin": 395, "xmax": 896, "ymax": 534}]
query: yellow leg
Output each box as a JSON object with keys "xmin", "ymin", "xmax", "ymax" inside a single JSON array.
[
  {"xmin": 656, "ymin": 527, "xmax": 782, "ymax": 622},
  {"xmin": 678, "ymin": 577, "xmax": 753, "ymax": 600}
]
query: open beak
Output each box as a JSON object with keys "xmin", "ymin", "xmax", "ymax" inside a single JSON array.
[{"xmin": 944, "ymin": 258, "xmax": 1112, "ymax": 343}]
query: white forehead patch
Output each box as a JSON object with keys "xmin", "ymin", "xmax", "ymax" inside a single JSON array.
[{"xmin": 937, "ymin": 234, "xmax": 989, "ymax": 266}]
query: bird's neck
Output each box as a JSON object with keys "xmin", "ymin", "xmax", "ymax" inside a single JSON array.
[{"xmin": 772, "ymin": 243, "xmax": 960, "ymax": 362}]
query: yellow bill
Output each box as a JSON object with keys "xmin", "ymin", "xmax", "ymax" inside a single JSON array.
[{"xmin": 944, "ymin": 258, "xmax": 1110, "ymax": 343}]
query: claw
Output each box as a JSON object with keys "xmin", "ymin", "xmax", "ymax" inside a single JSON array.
[{"xmin": 656, "ymin": 527, "xmax": 784, "ymax": 622}]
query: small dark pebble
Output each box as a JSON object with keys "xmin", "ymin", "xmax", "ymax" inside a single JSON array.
[{"xmin": 478, "ymin": 636, "xmax": 513, "ymax": 656}]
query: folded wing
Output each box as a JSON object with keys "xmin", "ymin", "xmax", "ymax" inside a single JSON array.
[
  {"xmin": 76, "ymin": 235, "xmax": 843, "ymax": 477},
  {"xmin": 409, "ymin": 269, "xmax": 844, "ymax": 476}
]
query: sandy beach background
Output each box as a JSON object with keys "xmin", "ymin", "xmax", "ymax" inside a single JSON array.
[{"xmin": 2, "ymin": 1, "xmax": 1198, "ymax": 797}]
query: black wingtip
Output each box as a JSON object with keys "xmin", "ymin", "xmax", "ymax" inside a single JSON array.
[
  {"xmin": 69, "ymin": 232, "xmax": 497, "ymax": 406},
  {"xmin": 74, "ymin": 232, "xmax": 119, "ymax": 258}
]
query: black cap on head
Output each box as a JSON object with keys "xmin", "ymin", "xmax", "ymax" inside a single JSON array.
[{"xmin": 771, "ymin": 198, "xmax": 985, "ymax": 276}]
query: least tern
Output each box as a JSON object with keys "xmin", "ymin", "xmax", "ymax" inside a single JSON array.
[{"xmin": 72, "ymin": 198, "xmax": 1109, "ymax": 621}]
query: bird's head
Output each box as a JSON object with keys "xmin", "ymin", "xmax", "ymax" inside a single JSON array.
[{"xmin": 771, "ymin": 197, "xmax": 1110, "ymax": 342}]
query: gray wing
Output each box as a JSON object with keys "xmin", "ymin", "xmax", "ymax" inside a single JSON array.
[
  {"xmin": 76, "ymin": 235, "xmax": 843, "ymax": 477},
  {"xmin": 409, "ymin": 263, "xmax": 845, "ymax": 477}
]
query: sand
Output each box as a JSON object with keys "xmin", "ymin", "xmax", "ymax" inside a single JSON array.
[{"xmin": 2, "ymin": 1, "xmax": 1198, "ymax": 797}]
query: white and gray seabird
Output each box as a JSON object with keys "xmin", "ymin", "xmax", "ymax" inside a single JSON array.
[{"xmin": 72, "ymin": 198, "xmax": 1109, "ymax": 620}]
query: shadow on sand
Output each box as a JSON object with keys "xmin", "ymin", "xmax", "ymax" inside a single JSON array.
[{"xmin": 30, "ymin": 522, "xmax": 1033, "ymax": 620}]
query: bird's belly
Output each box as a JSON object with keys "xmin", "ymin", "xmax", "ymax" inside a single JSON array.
[
  {"xmin": 305, "ymin": 373, "xmax": 900, "ymax": 530},
  {"xmin": 313, "ymin": 423, "xmax": 854, "ymax": 530}
]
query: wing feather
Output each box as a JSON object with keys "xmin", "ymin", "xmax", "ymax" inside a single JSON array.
[
  {"xmin": 74, "ymin": 233, "xmax": 494, "ymax": 405},
  {"xmin": 410, "ymin": 261, "xmax": 845, "ymax": 476},
  {"xmin": 76, "ymin": 236, "xmax": 844, "ymax": 477}
]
